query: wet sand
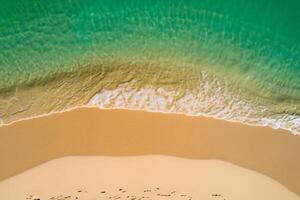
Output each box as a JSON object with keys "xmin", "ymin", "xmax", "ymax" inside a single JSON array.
[{"xmin": 0, "ymin": 108, "xmax": 299, "ymax": 195}]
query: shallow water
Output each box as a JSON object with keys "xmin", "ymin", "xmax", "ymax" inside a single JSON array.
[{"xmin": 0, "ymin": 0, "xmax": 299, "ymax": 133}]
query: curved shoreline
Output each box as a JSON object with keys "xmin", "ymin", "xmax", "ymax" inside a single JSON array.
[
  {"xmin": 1, "ymin": 59, "xmax": 299, "ymax": 135},
  {"xmin": 0, "ymin": 105, "xmax": 298, "ymax": 135}
]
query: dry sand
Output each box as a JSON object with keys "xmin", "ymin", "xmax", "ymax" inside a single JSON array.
[
  {"xmin": 0, "ymin": 156, "xmax": 299, "ymax": 200},
  {"xmin": 0, "ymin": 108, "xmax": 299, "ymax": 197}
]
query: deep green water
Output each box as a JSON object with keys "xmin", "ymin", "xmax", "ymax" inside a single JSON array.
[{"xmin": 0, "ymin": 0, "xmax": 299, "ymax": 133}]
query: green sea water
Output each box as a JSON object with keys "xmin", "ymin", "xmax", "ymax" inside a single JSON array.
[{"xmin": 0, "ymin": 0, "xmax": 299, "ymax": 133}]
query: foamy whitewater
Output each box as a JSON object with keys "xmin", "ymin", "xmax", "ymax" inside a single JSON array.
[
  {"xmin": 0, "ymin": 0, "xmax": 299, "ymax": 134},
  {"xmin": 88, "ymin": 80, "xmax": 300, "ymax": 134}
]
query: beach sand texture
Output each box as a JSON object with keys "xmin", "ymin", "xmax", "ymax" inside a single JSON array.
[
  {"xmin": 0, "ymin": 156, "xmax": 299, "ymax": 200},
  {"xmin": 1, "ymin": 1, "xmax": 300, "ymax": 199},
  {"xmin": 0, "ymin": 108, "xmax": 299, "ymax": 198}
]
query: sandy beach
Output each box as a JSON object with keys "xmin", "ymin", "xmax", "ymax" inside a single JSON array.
[
  {"xmin": 0, "ymin": 108, "xmax": 299, "ymax": 199},
  {"xmin": 0, "ymin": 156, "xmax": 299, "ymax": 200}
]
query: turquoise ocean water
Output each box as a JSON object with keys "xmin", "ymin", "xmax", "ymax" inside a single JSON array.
[{"xmin": 0, "ymin": 0, "xmax": 299, "ymax": 133}]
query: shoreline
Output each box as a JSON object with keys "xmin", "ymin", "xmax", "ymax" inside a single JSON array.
[
  {"xmin": 0, "ymin": 60, "xmax": 299, "ymax": 136},
  {"xmin": 1, "ymin": 105, "xmax": 299, "ymax": 135},
  {"xmin": 0, "ymin": 108, "xmax": 300, "ymax": 195}
]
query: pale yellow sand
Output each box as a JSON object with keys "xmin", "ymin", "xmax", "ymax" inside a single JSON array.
[
  {"xmin": 0, "ymin": 108, "xmax": 300, "ymax": 197},
  {"xmin": 0, "ymin": 156, "xmax": 299, "ymax": 200}
]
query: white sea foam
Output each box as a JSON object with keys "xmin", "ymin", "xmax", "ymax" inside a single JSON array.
[{"xmin": 88, "ymin": 80, "xmax": 300, "ymax": 135}]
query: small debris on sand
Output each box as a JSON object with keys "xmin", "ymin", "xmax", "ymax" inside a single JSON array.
[{"xmin": 23, "ymin": 186, "xmax": 227, "ymax": 200}]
